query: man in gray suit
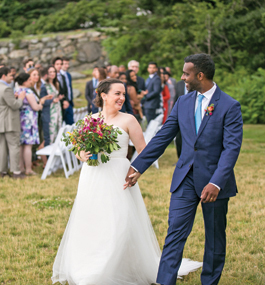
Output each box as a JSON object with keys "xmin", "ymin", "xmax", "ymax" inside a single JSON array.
[{"xmin": 0, "ymin": 67, "xmax": 26, "ymax": 178}]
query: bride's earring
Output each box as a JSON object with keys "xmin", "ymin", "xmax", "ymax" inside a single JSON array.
[{"xmin": 103, "ymin": 100, "xmax": 106, "ymax": 107}]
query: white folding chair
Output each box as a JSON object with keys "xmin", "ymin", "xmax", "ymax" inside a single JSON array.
[
  {"xmin": 69, "ymin": 123, "xmax": 83, "ymax": 171},
  {"xmin": 36, "ymin": 125, "xmax": 75, "ymax": 179}
]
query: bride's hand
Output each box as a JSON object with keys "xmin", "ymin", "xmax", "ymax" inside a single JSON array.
[
  {"xmin": 124, "ymin": 167, "xmax": 141, "ymax": 189},
  {"xmin": 76, "ymin": 150, "xmax": 92, "ymax": 162}
]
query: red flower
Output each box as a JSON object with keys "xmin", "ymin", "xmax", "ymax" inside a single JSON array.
[{"xmin": 205, "ymin": 104, "xmax": 215, "ymax": 116}]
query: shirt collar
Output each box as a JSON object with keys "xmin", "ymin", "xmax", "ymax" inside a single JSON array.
[
  {"xmin": 60, "ymin": 70, "xmax": 66, "ymax": 75},
  {"xmin": 0, "ymin": 79, "xmax": 10, "ymax": 87},
  {"xmin": 149, "ymin": 73, "xmax": 156, "ymax": 79},
  {"xmin": 197, "ymin": 82, "xmax": 216, "ymax": 99}
]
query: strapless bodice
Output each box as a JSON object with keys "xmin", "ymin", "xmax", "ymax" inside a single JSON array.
[{"xmin": 107, "ymin": 126, "xmax": 129, "ymax": 159}]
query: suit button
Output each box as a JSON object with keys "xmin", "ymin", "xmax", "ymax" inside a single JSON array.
[
  {"xmin": 189, "ymin": 164, "xmax": 191, "ymax": 168},
  {"xmin": 194, "ymin": 147, "xmax": 197, "ymax": 151}
]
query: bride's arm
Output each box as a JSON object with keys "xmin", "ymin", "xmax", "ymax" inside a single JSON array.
[{"xmin": 127, "ymin": 116, "xmax": 146, "ymax": 154}]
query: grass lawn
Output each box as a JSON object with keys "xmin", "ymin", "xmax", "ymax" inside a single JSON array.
[{"xmin": 0, "ymin": 76, "xmax": 264, "ymax": 285}]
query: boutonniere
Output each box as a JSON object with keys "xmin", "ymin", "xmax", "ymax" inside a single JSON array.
[{"xmin": 205, "ymin": 103, "xmax": 214, "ymax": 116}]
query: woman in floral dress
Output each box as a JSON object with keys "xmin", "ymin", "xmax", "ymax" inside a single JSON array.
[
  {"xmin": 45, "ymin": 66, "xmax": 64, "ymax": 143},
  {"xmin": 15, "ymin": 73, "xmax": 45, "ymax": 175}
]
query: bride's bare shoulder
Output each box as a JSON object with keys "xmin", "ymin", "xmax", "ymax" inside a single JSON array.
[{"xmin": 119, "ymin": 112, "xmax": 138, "ymax": 125}]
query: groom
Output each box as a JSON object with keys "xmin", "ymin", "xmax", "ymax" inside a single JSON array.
[{"xmin": 126, "ymin": 54, "xmax": 243, "ymax": 285}]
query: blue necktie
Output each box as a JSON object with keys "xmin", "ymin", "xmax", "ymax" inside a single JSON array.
[{"xmin": 195, "ymin": 94, "xmax": 204, "ymax": 134}]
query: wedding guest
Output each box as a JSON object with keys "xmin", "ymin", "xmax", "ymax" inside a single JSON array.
[
  {"xmin": 128, "ymin": 60, "xmax": 146, "ymax": 92},
  {"xmin": 15, "ymin": 73, "xmax": 44, "ymax": 175},
  {"xmin": 163, "ymin": 70, "xmax": 175, "ymax": 114},
  {"xmin": 144, "ymin": 62, "xmax": 161, "ymax": 123},
  {"xmin": 23, "ymin": 58, "xmax": 34, "ymax": 73},
  {"xmin": 10, "ymin": 66, "xmax": 17, "ymax": 89},
  {"xmin": 28, "ymin": 68, "xmax": 42, "ymax": 166},
  {"xmin": 35, "ymin": 63, "xmax": 42, "ymax": 70},
  {"xmin": 61, "ymin": 57, "xmax": 74, "ymax": 125},
  {"xmin": 28, "ymin": 68, "xmax": 42, "ymax": 96},
  {"xmin": 166, "ymin": 66, "xmax": 179, "ymax": 98},
  {"xmin": 91, "ymin": 67, "xmax": 106, "ymax": 114},
  {"xmin": 119, "ymin": 65, "xmax": 126, "ymax": 72},
  {"xmin": 125, "ymin": 69, "xmax": 147, "ymax": 121},
  {"xmin": 161, "ymin": 72, "xmax": 171, "ymax": 124},
  {"xmin": 29, "ymin": 68, "xmax": 52, "ymax": 167},
  {"xmin": 52, "ymin": 57, "xmax": 69, "ymax": 122},
  {"xmin": 119, "ymin": 72, "xmax": 127, "ymax": 84},
  {"xmin": 0, "ymin": 67, "xmax": 26, "ymax": 179},
  {"xmin": 45, "ymin": 66, "xmax": 64, "ymax": 144},
  {"xmin": 85, "ymin": 66, "xmax": 98, "ymax": 113},
  {"xmin": 39, "ymin": 67, "xmax": 53, "ymax": 148}
]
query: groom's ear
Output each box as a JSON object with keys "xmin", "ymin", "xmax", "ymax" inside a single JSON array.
[{"xmin": 197, "ymin": 72, "xmax": 204, "ymax": 81}]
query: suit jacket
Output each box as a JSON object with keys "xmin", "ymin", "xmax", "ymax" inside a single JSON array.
[
  {"xmin": 85, "ymin": 79, "xmax": 94, "ymax": 112},
  {"xmin": 173, "ymin": 80, "xmax": 186, "ymax": 105},
  {"xmin": 121, "ymin": 84, "xmax": 133, "ymax": 115},
  {"xmin": 0, "ymin": 81, "xmax": 23, "ymax": 133},
  {"xmin": 132, "ymin": 85, "xmax": 243, "ymax": 199},
  {"xmin": 66, "ymin": 71, "xmax": 74, "ymax": 105},
  {"xmin": 137, "ymin": 75, "xmax": 146, "ymax": 91},
  {"xmin": 144, "ymin": 73, "xmax": 161, "ymax": 110},
  {"xmin": 58, "ymin": 73, "xmax": 69, "ymax": 119}
]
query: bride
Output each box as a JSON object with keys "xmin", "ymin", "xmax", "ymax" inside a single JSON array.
[{"xmin": 52, "ymin": 78, "xmax": 202, "ymax": 285}]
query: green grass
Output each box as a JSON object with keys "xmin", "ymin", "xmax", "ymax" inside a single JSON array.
[
  {"xmin": 0, "ymin": 125, "xmax": 264, "ymax": 284},
  {"xmin": 72, "ymin": 75, "xmax": 91, "ymax": 109}
]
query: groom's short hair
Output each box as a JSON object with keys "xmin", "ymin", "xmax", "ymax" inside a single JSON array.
[{"xmin": 184, "ymin": 53, "xmax": 215, "ymax": 80}]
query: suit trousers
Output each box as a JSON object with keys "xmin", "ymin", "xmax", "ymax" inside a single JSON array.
[
  {"xmin": 156, "ymin": 170, "xmax": 229, "ymax": 285},
  {"xmin": 0, "ymin": 131, "xmax": 20, "ymax": 173},
  {"xmin": 145, "ymin": 108, "xmax": 157, "ymax": 123},
  {"xmin": 64, "ymin": 103, "xmax": 74, "ymax": 125}
]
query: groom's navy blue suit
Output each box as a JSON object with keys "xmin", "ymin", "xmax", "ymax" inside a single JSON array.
[{"xmin": 132, "ymin": 85, "xmax": 243, "ymax": 285}]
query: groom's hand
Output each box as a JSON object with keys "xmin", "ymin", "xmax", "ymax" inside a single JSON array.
[
  {"xmin": 201, "ymin": 183, "xmax": 219, "ymax": 203},
  {"xmin": 124, "ymin": 167, "xmax": 141, "ymax": 189}
]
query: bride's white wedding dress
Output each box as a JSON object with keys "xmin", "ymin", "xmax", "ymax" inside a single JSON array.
[{"xmin": 52, "ymin": 127, "xmax": 202, "ymax": 285}]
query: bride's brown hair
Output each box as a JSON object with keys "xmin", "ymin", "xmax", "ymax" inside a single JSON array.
[{"xmin": 94, "ymin": 78, "xmax": 124, "ymax": 108}]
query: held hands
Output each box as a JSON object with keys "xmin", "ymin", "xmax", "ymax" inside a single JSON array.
[
  {"xmin": 58, "ymin": 94, "xmax": 65, "ymax": 100},
  {"xmin": 123, "ymin": 166, "xmax": 141, "ymax": 190},
  {"xmin": 201, "ymin": 183, "xmax": 219, "ymax": 203},
  {"xmin": 76, "ymin": 150, "xmax": 92, "ymax": 162}
]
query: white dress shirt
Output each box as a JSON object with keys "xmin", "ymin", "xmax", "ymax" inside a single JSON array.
[
  {"xmin": 149, "ymin": 73, "xmax": 155, "ymax": 79},
  {"xmin": 195, "ymin": 83, "xmax": 216, "ymax": 120}
]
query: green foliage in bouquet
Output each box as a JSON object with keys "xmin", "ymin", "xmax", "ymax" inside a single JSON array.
[{"xmin": 62, "ymin": 112, "xmax": 122, "ymax": 166}]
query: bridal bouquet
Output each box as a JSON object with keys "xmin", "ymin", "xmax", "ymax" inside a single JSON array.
[{"xmin": 62, "ymin": 113, "xmax": 122, "ymax": 166}]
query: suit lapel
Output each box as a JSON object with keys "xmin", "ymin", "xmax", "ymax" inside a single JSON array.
[
  {"xmin": 196, "ymin": 85, "xmax": 221, "ymax": 140},
  {"xmin": 146, "ymin": 73, "xmax": 157, "ymax": 88},
  {"xmin": 187, "ymin": 91, "xmax": 197, "ymax": 136}
]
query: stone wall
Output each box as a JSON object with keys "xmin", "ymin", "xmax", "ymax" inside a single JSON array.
[{"xmin": 0, "ymin": 30, "xmax": 108, "ymax": 71}]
